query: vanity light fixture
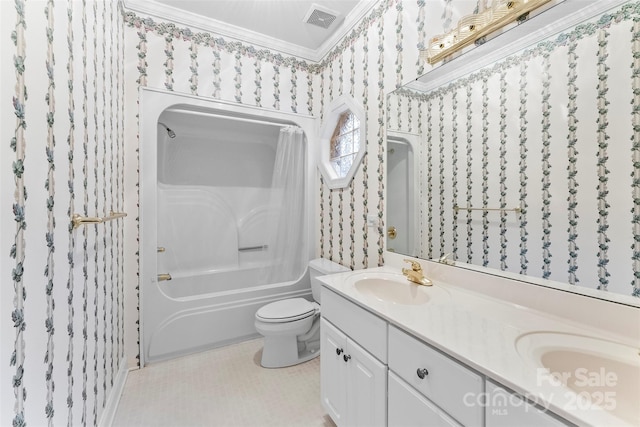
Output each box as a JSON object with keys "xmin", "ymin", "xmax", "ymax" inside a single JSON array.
[{"xmin": 420, "ymin": 0, "xmax": 552, "ymax": 65}]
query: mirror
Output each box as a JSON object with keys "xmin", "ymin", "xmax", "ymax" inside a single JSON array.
[
  {"xmin": 386, "ymin": 0, "xmax": 639, "ymax": 303},
  {"xmin": 386, "ymin": 131, "xmax": 419, "ymax": 255}
]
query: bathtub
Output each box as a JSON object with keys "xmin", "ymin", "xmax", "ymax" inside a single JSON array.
[{"xmin": 140, "ymin": 89, "xmax": 317, "ymax": 365}]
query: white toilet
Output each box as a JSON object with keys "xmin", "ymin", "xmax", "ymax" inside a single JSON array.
[{"xmin": 255, "ymin": 258, "xmax": 350, "ymax": 368}]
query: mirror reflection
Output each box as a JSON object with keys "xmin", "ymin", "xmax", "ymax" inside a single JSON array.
[
  {"xmin": 386, "ymin": 131, "xmax": 418, "ymax": 255},
  {"xmin": 386, "ymin": 0, "xmax": 639, "ymax": 300}
]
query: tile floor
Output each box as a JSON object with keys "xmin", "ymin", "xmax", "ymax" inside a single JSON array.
[{"xmin": 113, "ymin": 338, "xmax": 335, "ymax": 427}]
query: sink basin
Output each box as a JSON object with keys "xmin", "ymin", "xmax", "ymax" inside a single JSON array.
[
  {"xmin": 516, "ymin": 332, "xmax": 640, "ymax": 425},
  {"xmin": 347, "ymin": 272, "xmax": 447, "ymax": 305}
]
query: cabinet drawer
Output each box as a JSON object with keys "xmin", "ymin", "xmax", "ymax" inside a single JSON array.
[
  {"xmin": 389, "ymin": 371, "xmax": 461, "ymax": 427},
  {"xmin": 389, "ymin": 326, "xmax": 483, "ymax": 426},
  {"xmin": 321, "ymin": 287, "xmax": 387, "ymax": 363}
]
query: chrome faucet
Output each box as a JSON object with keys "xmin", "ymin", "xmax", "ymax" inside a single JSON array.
[
  {"xmin": 402, "ymin": 259, "xmax": 432, "ymax": 286},
  {"xmin": 438, "ymin": 253, "xmax": 455, "ymax": 266}
]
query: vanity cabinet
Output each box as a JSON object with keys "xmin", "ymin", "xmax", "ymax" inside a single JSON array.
[
  {"xmin": 388, "ymin": 325, "xmax": 484, "ymax": 426},
  {"xmin": 320, "ymin": 288, "xmax": 388, "ymax": 427},
  {"xmin": 321, "ymin": 286, "xmax": 572, "ymax": 427}
]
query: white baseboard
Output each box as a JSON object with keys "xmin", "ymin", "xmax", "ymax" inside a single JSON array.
[{"xmin": 98, "ymin": 360, "xmax": 130, "ymax": 427}]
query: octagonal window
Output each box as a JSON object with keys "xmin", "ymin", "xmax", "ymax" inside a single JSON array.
[
  {"xmin": 330, "ymin": 111, "xmax": 361, "ymax": 177},
  {"xmin": 318, "ymin": 95, "xmax": 366, "ymax": 189}
]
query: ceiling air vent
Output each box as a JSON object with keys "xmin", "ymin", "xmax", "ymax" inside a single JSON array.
[{"xmin": 303, "ymin": 4, "xmax": 339, "ymax": 29}]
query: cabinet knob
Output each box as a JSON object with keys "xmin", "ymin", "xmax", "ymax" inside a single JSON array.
[
  {"xmin": 336, "ymin": 348, "xmax": 343, "ymax": 356},
  {"xmin": 416, "ymin": 368, "xmax": 429, "ymax": 379},
  {"xmin": 343, "ymin": 354, "xmax": 351, "ymax": 363}
]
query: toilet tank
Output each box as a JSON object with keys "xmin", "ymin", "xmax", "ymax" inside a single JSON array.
[{"xmin": 308, "ymin": 258, "xmax": 350, "ymax": 303}]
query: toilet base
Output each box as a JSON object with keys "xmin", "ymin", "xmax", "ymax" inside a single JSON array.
[
  {"xmin": 260, "ymin": 335, "xmax": 320, "ymax": 368},
  {"xmin": 260, "ymin": 334, "xmax": 320, "ymax": 368}
]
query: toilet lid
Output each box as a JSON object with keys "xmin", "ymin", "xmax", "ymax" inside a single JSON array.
[{"xmin": 256, "ymin": 298, "xmax": 317, "ymax": 323}]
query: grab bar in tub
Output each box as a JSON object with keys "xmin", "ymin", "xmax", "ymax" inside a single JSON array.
[
  {"xmin": 238, "ymin": 245, "xmax": 268, "ymax": 252},
  {"xmin": 72, "ymin": 211, "xmax": 127, "ymax": 229}
]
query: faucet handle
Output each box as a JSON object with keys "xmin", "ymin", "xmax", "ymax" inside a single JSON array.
[
  {"xmin": 403, "ymin": 259, "xmax": 422, "ymax": 271},
  {"xmin": 438, "ymin": 253, "xmax": 455, "ymax": 265}
]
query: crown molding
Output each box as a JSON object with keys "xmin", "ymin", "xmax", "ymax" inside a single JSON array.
[
  {"xmin": 122, "ymin": 0, "xmax": 378, "ymax": 63},
  {"xmin": 315, "ymin": 0, "xmax": 378, "ymax": 62}
]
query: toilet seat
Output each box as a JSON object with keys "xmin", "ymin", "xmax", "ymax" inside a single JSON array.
[{"xmin": 256, "ymin": 298, "xmax": 318, "ymax": 323}]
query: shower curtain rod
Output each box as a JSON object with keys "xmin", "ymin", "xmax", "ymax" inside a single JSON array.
[{"xmin": 165, "ymin": 108, "xmax": 296, "ymax": 128}]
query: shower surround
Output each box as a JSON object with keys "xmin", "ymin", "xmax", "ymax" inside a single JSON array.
[{"xmin": 139, "ymin": 89, "xmax": 317, "ymax": 364}]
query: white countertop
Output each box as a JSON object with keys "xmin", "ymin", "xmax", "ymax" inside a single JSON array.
[{"xmin": 318, "ymin": 263, "xmax": 640, "ymax": 427}]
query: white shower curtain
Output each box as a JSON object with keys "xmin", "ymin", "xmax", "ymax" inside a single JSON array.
[{"xmin": 264, "ymin": 126, "xmax": 307, "ymax": 283}]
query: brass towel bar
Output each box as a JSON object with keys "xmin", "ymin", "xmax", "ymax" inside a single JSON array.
[
  {"xmin": 453, "ymin": 205, "xmax": 521, "ymax": 214},
  {"xmin": 72, "ymin": 211, "xmax": 127, "ymax": 229}
]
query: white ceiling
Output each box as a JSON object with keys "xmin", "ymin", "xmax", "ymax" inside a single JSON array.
[{"xmin": 123, "ymin": 0, "xmax": 378, "ymax": 61}]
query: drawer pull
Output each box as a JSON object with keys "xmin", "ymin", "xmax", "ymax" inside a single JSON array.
[
  {"xmin": 343, "ymin": 354, "xmax": 351, "ymax": 363},
  {"xmin": 416, "ymin": 368, "xmax": 429, "ymax": 379},
  {"xmin": 336, "ymin": 348, "xmax": 344, "ymax": 356}
]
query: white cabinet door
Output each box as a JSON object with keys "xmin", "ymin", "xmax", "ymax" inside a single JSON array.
[
  {"xmin": 485, "ymin": 381, "xmax": 569, "ymax": 427},
  {"xmin": 321, "ymin": 319, "xmax": 348, "ymax": 426},
  {"xmin": 346, "ymin": 338, "xmax": 387, "ymax": 427},
  {"xmin": 322, "ymin": 318, "xmax": 387, "ymax": 427}
]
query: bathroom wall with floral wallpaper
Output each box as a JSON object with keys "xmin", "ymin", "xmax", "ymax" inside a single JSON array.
[
  {"xmin": 387, "ymin": 1, "xmax": 640, "ymax": 298},
  {"xmin": 3, "ymin": 0, "xmax": 580, "ymax": 424},
  {"xmin": 120, "ymin": 0, "xmax": 477, "ymax": 368},
  {"xmin": 1, "ymin": 1, "xmax": 126, "ymax": 426},
  {"xmin": 313, "ymin": 0, "xmax": 477, "ymax": 271},
  {"xmin": 121, "ymin": 0, "xmax": 466, "ymax": 272}
]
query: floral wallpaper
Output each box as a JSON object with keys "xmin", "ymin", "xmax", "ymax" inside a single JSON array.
[
  {"xmin": 1, "ymin": 0, "xmax": 126, "ymax": 425},
  {"xmin": 388, "ymin": 1, "xmax": 640, "ymax": 298},
  {"xmin": 4, "ymin": 0, "xmax": 637, "ymax": 424}
]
